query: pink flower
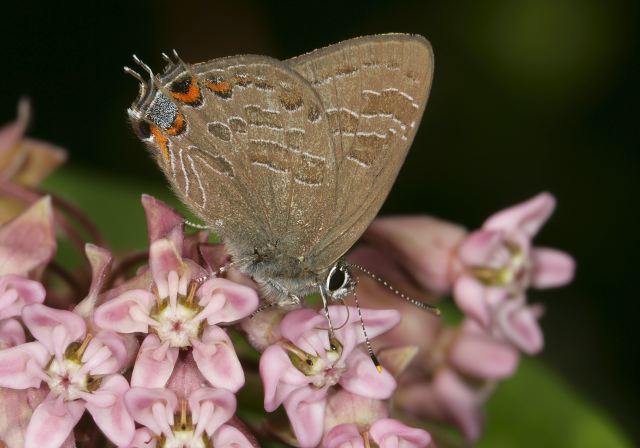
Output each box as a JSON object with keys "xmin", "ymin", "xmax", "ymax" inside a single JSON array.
[
  {"xmin": 453, "ymin": 192, "xmax": 575, "ymax": 353},
  {"xmin": 322, "ymin": 388, "xmax": 431, "ymax": 447},
  {"xmin": 124, "ymin": 386, "xmax": 255, "ymax": 448},
  {"xmin": 0, "ymin": 275, "xmax": 45, "ymax": 349},
  {"xmin": 94, "ymin": 237, "xmax": 258, "ymax": 391},
  {"xmin": 260, "ymin": 306, "xmax": 400, "ymax": 447},
  {"xmin": 0, "ymin": 275, "xmax": 46, "ymax": 321},
  {"xmin": 0, "ymin": 304, "xmax": 134, "ymax": 447},
  {"xmin": 323, "ymin": 419, "xmax": 431, "ymax": 448},
  {"xmin": 0, "ymin": 195, "xmax": 56, "ymax": 277},
  {"xmin": 361, "ymin": 216, "xmax": 467, "ymax": 295},
  {"xmin": 0, "ymin": 197, "xmax": 54, "ymax": 349},
  {"xmin": 0, "ymin": 99, "xmax": 66, "ymax": 225},
  {"xmin": 396, "ymin": 319, "xmax": 519, "ymax": 442}
]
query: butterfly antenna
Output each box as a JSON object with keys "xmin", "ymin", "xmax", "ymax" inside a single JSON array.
[
  {"xmin": 349, "ymin": 263, "xmax": 440, "ymax": 317},
  {"xmin": 353, "ymin": 290, "xmax": 382, "ymax": 373}
]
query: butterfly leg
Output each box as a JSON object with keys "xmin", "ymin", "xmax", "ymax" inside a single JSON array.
[{"xmin": 262, "ymin": 279, "xmax": 301, "ymax": 307}]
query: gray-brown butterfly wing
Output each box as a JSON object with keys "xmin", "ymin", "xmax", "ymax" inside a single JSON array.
[
  {"xmin": 132, "ymin": 55, "xmax": 339, "ymax": 265},
  {"xmin": 286, "ymin": 34, "xmax": 434, "ymax": 270}
]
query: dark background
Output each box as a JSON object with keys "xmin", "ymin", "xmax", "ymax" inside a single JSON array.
[{"xmin": 3, "ymin": 0, "xmax": 638, "ymax": 442}]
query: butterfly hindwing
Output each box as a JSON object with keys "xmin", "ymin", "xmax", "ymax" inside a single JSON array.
[{"xmin": 287, "ymin": 34, "xmax": 434, "ymax": 270}]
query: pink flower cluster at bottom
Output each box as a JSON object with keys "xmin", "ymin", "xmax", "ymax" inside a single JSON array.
[{"xmin": 0, "ymin": 99, "xmax": 576, "ymax": 448}]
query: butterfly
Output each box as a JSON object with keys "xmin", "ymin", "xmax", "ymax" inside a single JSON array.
[{"xmin": 126, "ymin": 33, "xmax": 434, "ymax": 310}]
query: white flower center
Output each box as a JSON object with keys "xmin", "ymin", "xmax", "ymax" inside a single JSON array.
[
  {"xmin": 45, "ymin": 337, "xmax": 100, "ymax": 401},
  {"xmin": 150, "ymin": 282, "xmax": 204, "ymax": 348},
  {"xmin": 471, "ymin": 241, "xmax": 532, "ymax": 296},
  {"xmin": 161, "ymin": 429, "xmax": 209, "ymax": 448}
]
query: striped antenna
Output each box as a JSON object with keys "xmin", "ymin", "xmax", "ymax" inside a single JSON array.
[
  {"xmin": 353, "ymin": 290, "xmax": 382, "ymax": 372},
  {"xmin": 349, "ymin": 263, "xmax": 440, "ymax": 316}
]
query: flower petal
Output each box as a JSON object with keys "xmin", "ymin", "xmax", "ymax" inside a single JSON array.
[
  {"xmin": 339, "ymin": 350, "xmax": 396, "ymax": 400},
  {"xmin": 127, "ymin": 428, "xmax": 156, "ymax": 448},
  {"xmin": 74, "ymin": 244, "xmax": 113, "ymax": 318},
  {"xmin": 188, "ymin": 387, "xmax": 236, "ymax": 438},
  {"xmin": 432, "ymin": 369, "xmax": 487, "ymax": 442},
  {"xmin": 332, "ymin": 307, "xmax": 401, "ymax": 357},
  {"xmin": 197, "ymin": 278, "xmax": 259, "ymax": 324},
  {"xmin": 0, "ymin": 386, "xmax": 48, "ymax": 448},
  {"xmin": 457, "ymin": 229, "xmax": 508, "ymax": 268},
  {"xmin": 0, "ymin": 98, "xmax": 29, "ymax": 154},
  {"xmin": 125, "ymin": 387, "xmax": 177, "ymax": 437},
  {"xmin": 450, "ymin": 320, "xmax": 520, "ymax": 379},
  {"xmin": 0, "ymin": 196, "xmax": 56, "ymax": 276},
  {"xmin": 149, "ymin": 239, "xmax": 189, "ymax": 299},
  {"xmin": 283, "ymin": 387, "xmax": 327, "ymax": 448},
  {"xmin": 323, "ymin": 423, "xmax": 364, "ymax": 448},
  {"xmin": 192, "ymin": 326, "xmax": 244, "ymax": 392},
  {"xmin": 361, "ymin": 216, "xmax": 467, "ymax": 293},
  {"xmin": 484, "ymin": 192, "xmax": 556, "ymax": 236},
  {"xmin": 0, "ymin": 341, "xmax": 49, "ymax": 388},
  {"xmin": 85, "ymin": 374, "xmax": 135, "ymax": 447},
  {"xmin": 530, "ymin": 248, "xmax": 575, "ymax": 289},
  {"xmin": 497, "ymin": 299, "xmax": 544, "ymax": 354},
  {"xmin": 369, "ymin": 418, "xmax": 432, "ymax": 448},
  {"xmin": 0, "ymin": 317, "xmax": 26, "ymax": 348},
  {"xmin": 94, "ymin": 289, "xmax": 156, "ymax": 334},
  {"xmin": 142, "ymin": 195, "xmax": 185, "ymax": 247},
  {"xmin": 22, "ymin": 304, "xmax": 86, "ymax": 358},
  {"xmin": 453, "ymin": 275, "xmax": 493, "ymax": 327},
  {"xmin": 199, "ymin": 243, "xmax": 231, "ymax": 273},
  {"xmin": 0, "ymin": 275, "xmax": 46, "ymax": 320},
  {"xmin": 212, "ymin": 424, "xmax": 256, "ymax": 448},
  {"xmin": 260, "ymin": 344, "xmax": 310, "ymax": 412},
  {"xmin": 131, "ymin": 335, "xmax": 178, "ymax": 388},
  {"xmin": 25, "ymin": 398, "xmax": 85, "ymax": 448},
  {"xmin": 324, "ymin": 389, "xmax": 389, "ymax": 431},
  {"xmin": 83, "ymin": 331, "xmax": 128, "ymax": 375},
  {"xmin": 280, "ymin": 308, "xmax": 330, "ymax": 356}
]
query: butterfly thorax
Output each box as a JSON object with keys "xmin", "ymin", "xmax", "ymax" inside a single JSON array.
[{"xmin": 229, "ymin": 241, "xmax": 325, "ymax": 303}]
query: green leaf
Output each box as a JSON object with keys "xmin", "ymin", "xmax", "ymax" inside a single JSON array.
[
  {"xmin": 42, "ymin": 164, "xmax": 185, "ymax": 251},
  {"xmin": 480, "ymin": 358, "xmax": 632, "ymax": 448}
]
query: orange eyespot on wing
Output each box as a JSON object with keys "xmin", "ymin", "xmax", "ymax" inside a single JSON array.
[
  {"xmin": 170, "ymin": 77, "xmax": 202, "ymax": 106},
  {"xmin": 206, "ymin": 77, "xmax": 233, "ymax": 99},
  {"xmin": 165, "ymin": 112, "xmax": 186, "ymax": 136}
]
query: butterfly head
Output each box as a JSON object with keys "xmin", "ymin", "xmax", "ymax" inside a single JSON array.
[{"xmin": 322, "ymin": 260, "xmax": 357, "ymax": 301}]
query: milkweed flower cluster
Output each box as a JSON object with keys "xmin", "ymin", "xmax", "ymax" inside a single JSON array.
[{"xmin": 0, "ymin": 102, "xmax": 574, "ymax": 447}]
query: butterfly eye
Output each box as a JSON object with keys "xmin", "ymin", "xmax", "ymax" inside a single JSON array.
[
  {"xmin": 324, "ymin": 263, "xmax": 355, "ymax": 300},
  {"xmin": 328, "ymin": 267, "xmax": 347, "ymax": 292}
]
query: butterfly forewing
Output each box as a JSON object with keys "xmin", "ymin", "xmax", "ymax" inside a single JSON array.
[
  {"xmin": 286, "ymin": 34, "xmax": 434, "ymax": 270},
  {"xmin": 131, "ymin": 55, "xmax": 339, "ymax": 267}
]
